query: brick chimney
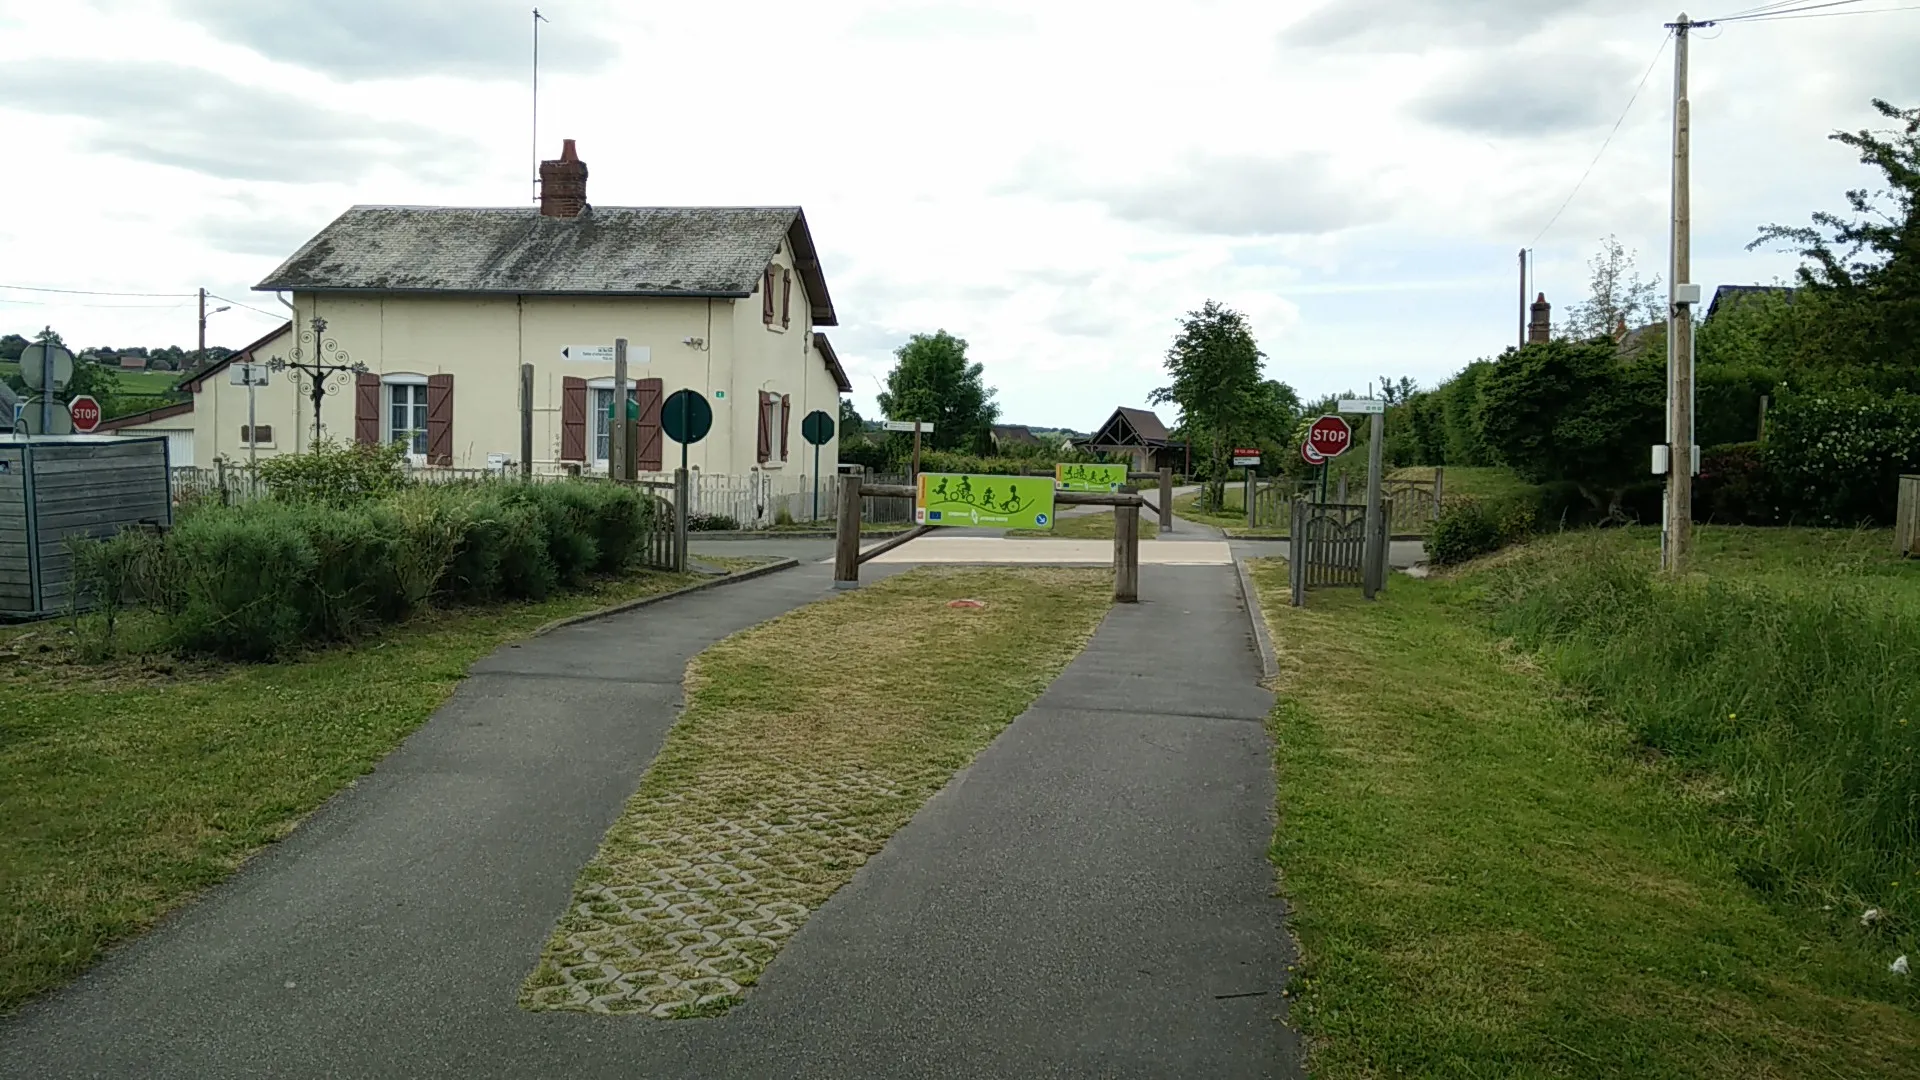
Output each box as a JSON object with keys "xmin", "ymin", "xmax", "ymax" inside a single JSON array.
[
  {"xmin": 539, "ymin": 139, "xmax": 588, "ymax": 218},
  {"xmin": 1528, "ymin": 292, "xmax": 1551, "ymax": 345}
]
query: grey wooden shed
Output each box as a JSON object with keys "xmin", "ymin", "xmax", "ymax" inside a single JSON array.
[{"xmin": 1, "ymin": 436, "xmax": 173, "ymax": 619}]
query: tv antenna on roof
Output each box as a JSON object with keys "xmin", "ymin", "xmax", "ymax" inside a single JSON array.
[{"xmin": 532, "ymin": 8, "xmax": 549, "ymax": 203}]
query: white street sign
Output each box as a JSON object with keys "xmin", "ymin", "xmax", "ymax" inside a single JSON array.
[
  {"xmin": 883, "ymin": 420, "xmax": 936, "ymax": 432},
  {"xmin": 561, "ymin": 344, "xmax": 617, "ymax": 363},
  {"xmin": 1338, "ymin": 398, "xmax": 1386, "ymax": 414},
  {"xmin": 229, "ymin": 363, "xmax": 270, "ymax": 386}
]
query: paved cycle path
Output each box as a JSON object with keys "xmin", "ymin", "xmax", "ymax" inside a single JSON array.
[{"xmin": 1, "ymin": 562, "xmax": 1294, "ymax": 1079}]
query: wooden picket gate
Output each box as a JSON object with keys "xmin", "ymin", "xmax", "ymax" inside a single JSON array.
[{"xmin": 1288, "ymin": 499, "xmax": 1391, "ymax": 606}]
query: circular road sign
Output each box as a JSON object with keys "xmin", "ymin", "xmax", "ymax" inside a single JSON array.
[
  {"xmin": 800, "ymin": 410, "xmax": 835, "ymax": 446},
  {"xmin": 19, "ymin": 343, "xmax": 75, "ymax": 392},
  {"xmin": 661, "ymin": 389, "xmax": 712, "ymax": 444},
  {"xmin": 68, "ymin": 394, "xmax": 102, "ymax": 433},
  {"xmin": 1306, "ymin": 415, "xmax": 1353, "ymax": 459},
  {"xmin": 1301, "ymin": 439, "xmax": 1326, "ymax": 466}
]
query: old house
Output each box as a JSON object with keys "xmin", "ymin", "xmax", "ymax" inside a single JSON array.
[{"xmin": 111, "ymin": 140, "xmax": 850, "ymax": 481}]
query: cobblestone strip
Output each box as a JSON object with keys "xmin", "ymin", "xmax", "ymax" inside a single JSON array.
[{"xmin": 520, "ymin": 567, "xmax": 1112, "ymax": 1019}]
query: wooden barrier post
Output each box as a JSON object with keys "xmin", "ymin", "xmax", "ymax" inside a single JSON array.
[
  {"xmin": 1897, "ymin": 474, "xmax": 1919, "ymax": 557},
  {"xmin": 519, "ymin": 363, "xmax": 534, "ymax": 479},
  {"xmin": 673, "ymin": 467, "xmax": 690, "ymax": 573},
  {"xmin": 834, "ymin": 473, "xmax": 864, "ymax": 588},
  {"xmin": 1158, "ymin": 466, "xmax": 1173, "ymax": 532},
  {"xmin": 1290, "ymin": 498, "xmax": 1306, "ymax": 606},
  {"xmin": 1114, "ymin": 484, "xmax": 1140, "ymax": 603},
  {"xmin": 1432, "ymin": 466, "xmax": 1445, "ymax": 519}
]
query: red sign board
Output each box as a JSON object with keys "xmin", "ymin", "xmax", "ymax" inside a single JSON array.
[
  {"xmin": 1301, "ymin": 439, "xmax": 1325, "ymax": 466},
  {"xmin": 1306, "ymin": 415, "xmax": 1352, "ymax": 459},
  {"xmin": 68, "ymin": 395, "xmax": 102, "ymax": 433}
]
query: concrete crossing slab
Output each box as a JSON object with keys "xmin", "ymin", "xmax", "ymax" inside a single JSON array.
[{"xmin": 862, "ymin": 536, "xmax": 1234, "ymax": 565}]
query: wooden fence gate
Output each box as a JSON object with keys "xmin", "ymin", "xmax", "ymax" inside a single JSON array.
[
  {"xmin": 1899, "ymin": 474, "xmax": 1919, "ymax": 558},
  {"xmin": 1288, "ymin": 499, "xmax": 1391, "ymax": 606}
]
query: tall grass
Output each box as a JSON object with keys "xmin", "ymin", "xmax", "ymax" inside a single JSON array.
[{"xmin": 1482, "ymin": 539, "xmax": 1920, "ymax": 928}]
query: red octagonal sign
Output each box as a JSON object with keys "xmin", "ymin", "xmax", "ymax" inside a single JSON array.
[
  {"xmin": 68, "ymin": 394, "xmax": 102, "ymax": 433},
  {"xmin": 1306, "ymin": 414, "xmax": 1352, "ymax": 458}
]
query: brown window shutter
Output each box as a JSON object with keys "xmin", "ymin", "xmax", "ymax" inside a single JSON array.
[
  {"xmin": 561, "ymin": 376, "xmax": 588, "ymax": 461},
  {"xmin": 636, "ymin": 378, "xmax": 665, "ymax": 472},
  {"xmin": 756, "ymin": 391, "xmax": 772, "ymax": 464},
  {"xmin": 354, "ymin": 372, "xmax": 381, "ymax": 445},
  {"xmin": 762, "ymin": 267, "xmax": 776, "ymax": 324},
  {"xmin": 425, "ymin": 374, "xmax": 455, "ymax": 466},
  {"xmin": 780, "ymin": 270, "xmax": 792, "ymax": 328},
  {"xmin": 779, "ymin": 394, "xmax": 791, "ymax": 461}
]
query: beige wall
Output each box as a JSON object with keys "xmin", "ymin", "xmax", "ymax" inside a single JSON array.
[{"xmin": 141, "ymin": 286, "xmax": 841, "ymax": 476}]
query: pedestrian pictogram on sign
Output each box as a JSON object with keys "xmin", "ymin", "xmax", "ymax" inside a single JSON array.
[
  {"xmin": 68, "ymin": 394, "xmax": 102, "ymax": 433},
  {"xmin": 1306, "ymin": 415, "xmax": 1352, "ymax": 459}
]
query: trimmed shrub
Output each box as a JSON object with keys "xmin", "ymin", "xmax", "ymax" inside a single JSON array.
[
  {"xmin": 1429, "ymin": 497, "xmax": 1535, "ymax": 565},
  {"xmin": 166, "ymin": 505, "xmax": 319, "ymax": 660},
  {"xmin": 687, "ymin": 512, "xmax": 741, "ymax": 531},
  {"xmin": 1762, "ymin": 385, "xmax": 1920, "ymax": 525},
  {"xmin": 293, "ymin": 501, "xmax": 403, "ymax": 638},
  {"xmin": 506, "ymin": 483, "xmax": 601, "ymax": 584},
  {"xmin": 257, "ymin": 440, "xmax": 407, "ymax": 506},
  {"xmin": 1694, "ymin": 442, "xmax": 1776, "ymax": 525}
]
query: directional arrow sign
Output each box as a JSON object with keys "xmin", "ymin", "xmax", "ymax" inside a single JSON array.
[
  {"xmin": 883, "ymin": 420, "xmax": 935, "ymax": 433},
  {"xmin": 560, "ymin": 344, "xmax": 617, "ymax": 363}
]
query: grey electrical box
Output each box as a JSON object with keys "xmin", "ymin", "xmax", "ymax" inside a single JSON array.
[{"xmin": 1651, "ymin": 444, "xmax": 1670, "ymax": 475}]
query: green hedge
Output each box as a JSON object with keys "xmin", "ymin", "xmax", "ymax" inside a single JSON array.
[{"xmin": 74, "ymin": 480, "xmax": 663, "ymax": 661}]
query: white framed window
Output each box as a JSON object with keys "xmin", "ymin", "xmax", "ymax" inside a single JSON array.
[
  {"xmin": 385, "ymin": 375, "xmax": 428, "ymax": 459},
  {"xmin": 591, "ymin": 386, "xmax": 639, "ymax": 464}
]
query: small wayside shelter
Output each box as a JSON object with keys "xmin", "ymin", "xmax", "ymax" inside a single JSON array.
[{"xmin": 1083, "ymin": 407, "xmax": 1184, "ymax": 473}]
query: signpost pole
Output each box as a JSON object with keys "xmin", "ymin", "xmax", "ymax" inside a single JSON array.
[
  {"xmin": 812, "ymin": 440, "xmax": 822, "ymax": 521},
  {"xmin": 674, "ymin": 467, "xmax": 689, "ymax": 573},
  {"xmin": 39, "ymin": 327, "xmax": 53, "ymax": 437},
  {"xmin": 1362, "ymin": 409, "xmax": 1385, "ymax": 600},
  {"xmin": 1319, "ymin": 460, "xmax": 1328, "ymax": 506},
  {"xmin": 1245, "ymin": 466, "xmax": 1255, "ymax": 529},
  {"xmin": 1158, "ymin": 465, "xmax": 1173, "ymax": 533},
  {"xmin": 248, "ymin": 378, "xmax": 258, "ymax": 470},
  {"xmin": 912, "ymin": 420, "xmax": 923, "ymax": 482}
]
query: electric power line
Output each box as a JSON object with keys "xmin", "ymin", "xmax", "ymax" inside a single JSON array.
[
  {"xmin": 207, "ymin": 293, "xmax": 286, "ymax": 319},
  {"xmin": 0, "ymin": 282, "xmax": 198, "ymax": 298},
  {"xmin": 1727, "ymin": 2, "xmax": 1920, "ymax": 19},
  {"xmin": 1530, "ymin": 29, "xmax": 1674, "ymax": 247},
  {"xmin": 1709, "ymin": 0, "xmax": 1876, "ymax": 20},
  {"xmin": 0, "ymin": 297, "xmax": 192, "ymax": 310}
]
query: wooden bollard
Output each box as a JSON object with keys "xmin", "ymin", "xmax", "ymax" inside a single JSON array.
[
  {"xmin": 1114, "ymin": 485, "xmax": 1140, "ymax": 603},
  {"xmin": 834, "ymin": 473, "xmax": 863, "ymax": 589}
]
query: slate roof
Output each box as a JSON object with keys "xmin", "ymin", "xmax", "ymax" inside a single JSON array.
[
  {"xmin": 813, "ymin": 333, "xmax": 852, "ymax": 394},
  {"xmin": 178, "ymin": 321, "xmax": 292, "ymax": 391},
  {"xmin": 1707, "ymin": 284, "xmax": 1796, "ymax": 322},
  {"xmin": 255, "ymin": 205, "xmax": 837, "ymax": 326}
]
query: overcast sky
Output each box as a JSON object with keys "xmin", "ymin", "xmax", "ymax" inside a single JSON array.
[{"xmin": 2, "ymin": 0, "xmax": 1916, "ymax": 430}]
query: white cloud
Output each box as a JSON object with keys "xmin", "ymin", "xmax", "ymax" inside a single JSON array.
[{"xmin": 0, "ymin": 0, "xmax": 1916, "ymax": 430}]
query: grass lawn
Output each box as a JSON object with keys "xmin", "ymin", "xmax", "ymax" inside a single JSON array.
[
  {"xmin": 0, "ymin": 564, "xmax": 764, "ymax": 1013},
  {"xmin": 522, "ymin": 566, "xmax": 1111, "ymax": 1017},
  {"xmin": 1006, "ymin": 509, "xmax": 1159, "ymax": 540},
  {"xmin": 1389, "ymin": 464, "xmax": 1538, "ymax": 502},
  {"xmin": 1246, "ymin": 540, "xmax": 1920, "ymax": 1078},
  {"xmin": 0, "ymin": 361, "xmax": 182, "ymax": 396}
]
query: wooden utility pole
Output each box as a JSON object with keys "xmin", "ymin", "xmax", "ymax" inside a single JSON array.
[
  {"xmin": 197, "ymin": 288, "xmax": 207, "ymax": 365},
  {"xmin": 1113, "ymin": 484, "xmax": 1140, "ymax": 603},
  {"xmin": 1518, "ymin": 248, "xmax": 1527, "ymax": 350},
  {"xmin": 834, "ymin": 473, "xmax": 863, "ymax": 588},
  {"xmin": 1663, "ymin": 13, "xmax": 1696, "ymax": 573}
]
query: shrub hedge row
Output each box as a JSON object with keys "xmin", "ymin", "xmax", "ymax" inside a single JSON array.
[{"xmin": 75, "ymin": 480, "xmax": 661, "ymax": 660}]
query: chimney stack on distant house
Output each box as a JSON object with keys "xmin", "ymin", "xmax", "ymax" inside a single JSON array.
[
  {"xmin": 1528, "ymin": 292, "xmax": 1551, "ymax": 345},
  {"xmin": 539, "ymin": 139, "xmax": 588, "ymax": 218}
]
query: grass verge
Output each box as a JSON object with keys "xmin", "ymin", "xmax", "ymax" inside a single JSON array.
[
  {"xmin": 521, "ymin": 566, "xmax": 1111, "ymax": 1017},
  {"xmin": 0, "ymin": 565, "xmax": 742, "ymax": 1013},
  {"xmin": 1246, "ymin": 550, "xmax": 1920, "ymax": 1077},
  {"xmin": 1006, "ymin": 510, "xmax": 1160, "ymax": 540},
  {"xmin": 1389, "ymin": 464, "xmax": 1539, "ymax": 502}
]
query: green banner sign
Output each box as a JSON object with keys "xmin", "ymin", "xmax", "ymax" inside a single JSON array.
[
  {"xmin": 917, "ymin": 473, "xmax": 1056, "ymax": 529},
  {"xmin": 1055, "ymin": 462, "xmax": 1129, "ymax": 492}
]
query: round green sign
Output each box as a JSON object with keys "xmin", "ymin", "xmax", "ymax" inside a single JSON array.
[
  {"xmin": 661, "ymin": 389, "xmax": 712, "ymax": 444},
  {"xmin": 801, "ymin": 410, "xmax": 835, "ymax": 446}
]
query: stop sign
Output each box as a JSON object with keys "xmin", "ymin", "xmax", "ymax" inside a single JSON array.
[
  {"xmin": 1306, "ymin": 415, "xmax": 1352, "ymax": 459},
  {"xmin": 68, "ymin": 395, "xmax": 102, "ymax": 433}
]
